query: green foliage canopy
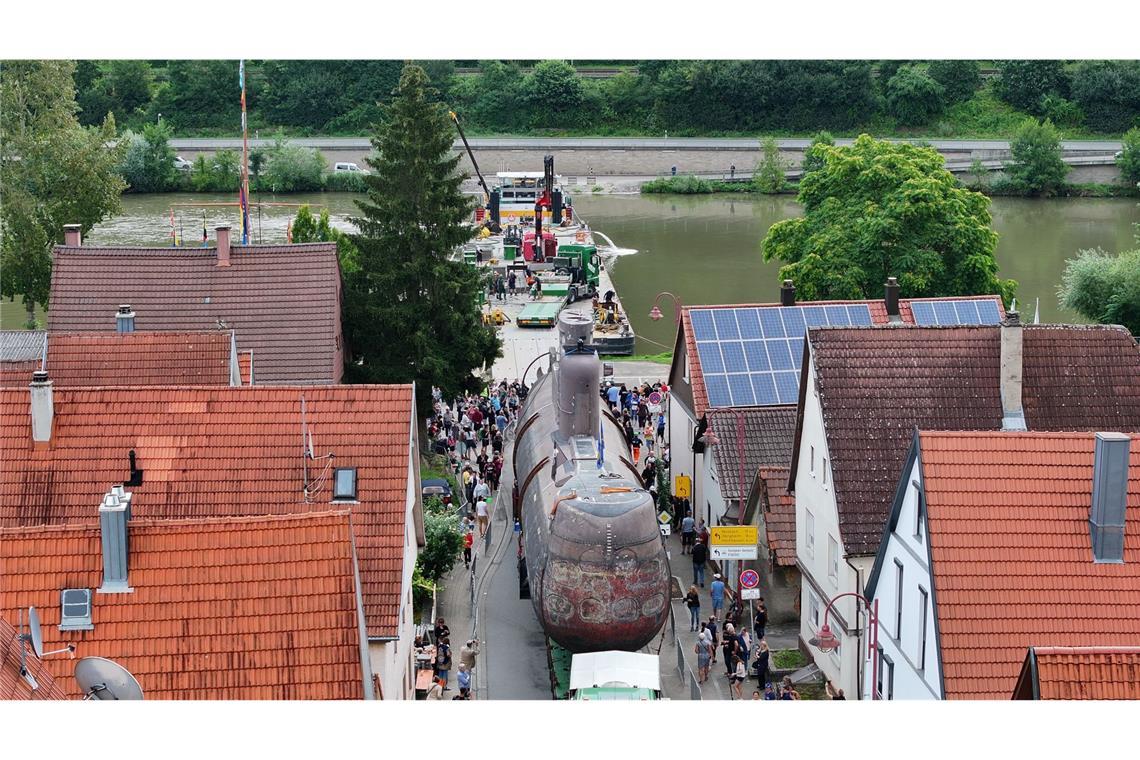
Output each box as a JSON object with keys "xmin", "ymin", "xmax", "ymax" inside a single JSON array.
[
  {"xmin": 417, "ymin": 497, "xmax": 464, "ymax": 584},
  {"xmin": 1117, "ymin": 127, "xmax": 1140, "ymax": 187},
  {"xmin": 1059, "ymin": 246, "xmax": 1140, "ymax": 335},
  {"xmin": 761, "ymin": 135, "xmax": 1014, "ymax": 304},
  {"xmin": 1, "ymin": 60, "xmax": 126, "ymax": 321},
  {"xmin": 995, "ymin": 60, "xmax": 1070, "ymax": 116},
  {"xmin": 1007, "ymin": 117, "xmax": 1069, "ymax": 196},
  {"xmin": 1071, "ymin": 60, "xmax": 1140, "ymax": 133},
  {"xmin": 885, "ymin": 64, "xmax": 945, "ymax": 126},
  {"xmin": 754, "ymin": 137, "xmax": 787, "ymax": 193},
  {"xmin": 928, "ymin": 60, "xmax": 982, "ymax": 105},
  {"xmin": 343, "ymin": 64, "xmax": 500, "ymax": 416}
]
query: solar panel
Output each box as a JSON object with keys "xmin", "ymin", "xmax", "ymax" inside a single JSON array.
[
  {"xmin": 690, "ymin": 304, "xmax": 874, "ymax": 408},
  {"xmin": 910, "ymin": 298, "xmax": 1003, "ymax": 326}
]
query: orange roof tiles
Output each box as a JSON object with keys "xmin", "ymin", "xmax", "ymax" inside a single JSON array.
[
  {"xmin": 0, "ymin": 384, "xmax": 415, "ymax": 638},
  {"xmin": 1016, "ymin": 646, "xmax": 1140, "ymax": 700},
  {"xmin": 1, "ymin": 331, "xmax": 233, "ymax": 388},
  {"xmin": 919, "ymin": 431, "xmax": 1140, "ymax": 700},
  {"xmin": 0, "ymin": 616, "xmax": 69, "ymax": 700},
  {"xmin": 0, "ymin": 512, "xmax": 367, "ymax": 700},
  {"xmin": 48, "ymin": 243, "xmax": 343, "ymax": 384},
  {"xmin": 758, "ymin": 468, "xmax": 796, "ymax": 566}
]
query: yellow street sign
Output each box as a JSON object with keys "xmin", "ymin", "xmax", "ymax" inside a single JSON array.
[
  {"xmin": 674, "ymin": 475, "xmax": 691, "ymax": 499},
  {"xmin": 710, "ymin": 526, "xmax": 758, "ymax": 546}
]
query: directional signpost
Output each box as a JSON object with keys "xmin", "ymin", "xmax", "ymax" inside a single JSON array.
[{"xmin": 709, "ymin": 526, "xmax": 758, "ymax": 560}]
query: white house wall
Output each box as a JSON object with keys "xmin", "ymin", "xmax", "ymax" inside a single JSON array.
[
  {"xmin": 795, "ymin": 352, "xmax": 866, "ymax": 698},
  {"xmin": 868, "ymin": 455, "xmax": 943, "ymax": 700}
]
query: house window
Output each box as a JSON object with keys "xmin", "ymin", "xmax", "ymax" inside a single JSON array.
[
  {"xmin": 894, "ymin": 560, "xmax": 904, "ymax": 640},
  {"xmin": 333, "ymin": 468, "xmax": 358, "ymax": 500},
  {"xmin": 805, "ymin": 509, "xmax": 816, "ymax": 558},
  {"xmin": 809, "ymin": 590, "xmax": 820, "ymax": 628},
  {"xmin": 827, "ymin": 535, "xmax": 839, "ymax": 585},
  {"xmin": 822, "ymin": 458, "xmax": 828, "ymax": 487},
  {"xmin": 918, "ymin": 586, "xmax": 929, "ymax": 671},
  {"xmin": 59, "ymin": 588, "xmax": 93, "ymax": 631},
  {"xmin": 810, "ymin": 446, "xmax": 816, "ymax": 476},
  {"xmin": 880, "ymin": 652, "xmax": 894, "ymax": 700},
  {"xmin": 914, "ymin": 485, "xmax": 925, "ymax": 542}
]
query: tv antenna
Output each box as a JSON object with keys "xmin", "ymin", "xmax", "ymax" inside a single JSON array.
[
  {"xmin": 16, "ymin": 606, "xmax": 76, "ymax": 691},
  {"xmin": 75, "ymin": 657, "xmax": 145, "ymax": 700}
]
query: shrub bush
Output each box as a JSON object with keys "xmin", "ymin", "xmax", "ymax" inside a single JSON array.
[
  {"xmin": 324, "ymin": 171, "xmax": 367, "ymax": 193},
  {"xmin": 754, "ymin": 137, "xmax": 788, "ymax": 194},
  {"xmin": 1117, "ymin": 127, "xmax": 1140, "ymax": 187},
  {"xmin": 1039, "ymin": 94, "xmax": 1085, "ymax": 129},
  {"xmin": 1007, "ymin": 117, "xmax": 1069, "ymax": 196},
  {"xmin": 995, "ymin": 60, "xmax": 1070, "ymax": 115},
  {"xmin": 641, "ymin": 175, "xmax": 715, "ymax": 194},
  {"xmin": 928, "ymin": 60, "xmax": 981, "ymax": 104},
  {"xmin": 260, "ymin": 141, "xmax": 325, "ymax": 193},
  {"xmin": 189, "ymin": 149, "xmax": 241, "ymax": 193},
  {"xmin": 1071, "ymin": 60, "xmax": 1140, "ymax": 133},
  {"xmin": 885, "ymin": 64, "xmax": 945, "ymax": 126},
  {"xmin": 117, "ymin": 120, "xmax": 178, "ymax": 193}
]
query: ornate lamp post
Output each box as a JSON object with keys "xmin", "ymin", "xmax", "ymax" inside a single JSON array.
[
  {"xmin": 648, "ymin": 291, "xmax": 683, "ymax": 324},
  {"xmin": 808, "ymin": 592, "xmax": 881, "ymax": 699}
]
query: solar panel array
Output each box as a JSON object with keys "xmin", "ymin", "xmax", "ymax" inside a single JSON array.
[
  {"xmin": 691, "ymin": 304, "xmax": 874, "ymax": 407},
  {"xmin": 910, "ymin": 298, "xmax": 1002, "ymax": 326}
]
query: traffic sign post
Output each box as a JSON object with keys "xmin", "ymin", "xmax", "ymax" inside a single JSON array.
[
  {"xmin": 709, "ymin": 545, "xmax": 757, "ymax": 560},
  {"xmin": 741, "ymin": 588, "xmax": 760, "ymax": 600},
  {"xmin": 740, "ymin": 569, "xmax": 759, "ymax": 589}
]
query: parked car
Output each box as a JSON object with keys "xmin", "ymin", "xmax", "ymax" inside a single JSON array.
[
  {"xmin": 173, "ymin": 156, "xmax": 193, "ymax": 171},
  {"xmin": 421, "ymin": 478, "xmax": 453, "ymax": 505},
  {"xmin": 334, "ymin": 162, "xmax": 368, "ymax": 174}
]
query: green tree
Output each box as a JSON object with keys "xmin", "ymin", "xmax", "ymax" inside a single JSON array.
[
  {"xmin": 260, "ymin": 135, "xmax": 325, "ymax": 192},
  {"xmin": 928, "ymin": 60, "xmax": 981, "ymax": 104},
  {"xmin": 1007, "ymin": 117, "xmax": 1069, "ymax": 196},
  {"xmin": 800, "ymin": 131, "xmax": 835, "ymax": 178},
  {"xmin": 761, "ymin": 134, "xmax": 1014, "ymax": 304},
  {"xmin": 291, "ymin": 204, "xmax": 359, "ymax": 273},
  {"xmin": 119, "ymin": 118, "xmax": 177, "ymax": 192},
  {"xmin": 524, "ymin": 60, "xmax": 583, "ymax": 129},
  {"xmin": 155, "ymin": 60, "xmax": 241, "ymax": 131},
  {"xmin": 1071, "ymin": 60, "xmax": 1140, "ymax": 133},
  {"xmin": 754, "ymin": 137, "xmax": 787, "ymax": 194},
  {"xmin": 885, "ymin": 64, "xmax": 945, "ymax": 126},
  {"xmin": 995, "ymin": 60, "xmax": 1070, "ymax": 115},
  {"xmin": 1059, "ymin": 246, "xmax": 1140, "ymax": 335},
  {"xmin": 1117, "ymin": 127, "xmax": 1140, "ymax": 187},
  {"xmin": 344, "ymin": 65, "xmax": 500, "ymax": 415},
  {"xmin": 1, "ymin": 60, "xmax": 126, "ymax": 324},
  {"xmin": 416, "ymin": 497, "xmax": 464, "ymax": 584}
]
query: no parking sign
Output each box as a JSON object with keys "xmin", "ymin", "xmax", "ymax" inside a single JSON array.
[{"xmin": 740, "ymin": 569, "xmax": 760, "ymax": 589}]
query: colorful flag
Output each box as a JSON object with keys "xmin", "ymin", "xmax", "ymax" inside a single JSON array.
[
  {"xmin": 238, "ymin": 59, "xmax": 245, "ymax": 90},
  {"xmin": 287, "ymin": 220, "xmax": 293, "ymax": 244},
  {"xmin": 169, "ymin": 208, "xmax": 177, "ymax": 247},
  {"xmin": 596, "ymin": 418, "xmax": 605, "ymax": 469},
  {"xmin": 202, "ymin": 213, "xmax": 208, "ymax": 247}
]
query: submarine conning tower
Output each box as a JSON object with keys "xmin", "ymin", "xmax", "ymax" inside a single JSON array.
[{"xmin": 553, "ymin": 311, "xmax": 602, "ymax": 441}]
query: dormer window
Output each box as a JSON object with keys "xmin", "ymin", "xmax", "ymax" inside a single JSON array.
[
  {"xmin": 60, "ymin": 588, "xmax": 93, "ymax": 631},
  {"xmin": 333, "ymin": 468, "xmax": 357, "ymax": 501}
]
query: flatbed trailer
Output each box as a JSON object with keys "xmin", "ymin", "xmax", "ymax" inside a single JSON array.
[{"xmin": 516, "ymin": 301, "xmax": 563, "ymax": 328}]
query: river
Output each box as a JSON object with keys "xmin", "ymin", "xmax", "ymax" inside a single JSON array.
[{"xmin": 87, "ymin": 192, "xmax": 1139, "ymax": 354}]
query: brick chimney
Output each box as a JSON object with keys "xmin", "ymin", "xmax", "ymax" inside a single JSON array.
[
  {"xmin": 1090, "ymin": 432, "xmax": 1129, "ymax": 563},
  {"xmin": 999, "ymin": 311, "xmax": 1026, "ymax": 431},
  {"xmin": 98, "ymin": 485, "xmax": 133, "ymax": 593},
  {"xmin": 779, "ymin": 279, "xmax": 795, "ymax": 307},
  {"xmin": 884, "ymin": 277, "xmax": 901, "ymax": 323},
  {"xmin": 216, "ymin": 225, "xmax": 232, "ymax": 267},
  {"xmin": 63, "ymin": 224, "xmax": 82, "ymax": 247},
  {"xmin": 30, "ymin": 370, "xmax": 53, "ymax": 445},
  {"xmin": 116, "ymin": 304, "xmax": 136, "ymax": 333}
]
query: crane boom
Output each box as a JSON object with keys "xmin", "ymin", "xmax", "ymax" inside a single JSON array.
[{"xmin": 449, "ymin": 110, "xmax": 491, "ymax": 201}]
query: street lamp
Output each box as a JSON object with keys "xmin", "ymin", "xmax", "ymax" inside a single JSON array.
[
  {"xmin": 808, "ymin": 592, "xmax": 881, "ymax": 699},
  {"xmin": 648, "ymin": 291, "xmax": 683, "ymax": 324}
]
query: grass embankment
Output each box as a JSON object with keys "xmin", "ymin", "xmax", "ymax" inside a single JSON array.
[{"xmin": 602, "ymin": 352, "xmax": 673, "ymax": 365}]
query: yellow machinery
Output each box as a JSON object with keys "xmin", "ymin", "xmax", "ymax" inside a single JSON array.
[{"xmin": 483, "ymin": 308, "xmax": 510, "ymax": 326}]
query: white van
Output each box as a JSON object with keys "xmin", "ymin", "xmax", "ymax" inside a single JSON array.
[{"xmin": 334, "ymin": 162, "xmax": 367, "ymax": 174}]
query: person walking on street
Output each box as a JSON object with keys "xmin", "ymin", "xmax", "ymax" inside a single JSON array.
[
  {"xmin": 737, "ymin": 626, "xmax": 751, "ymax": 670},
  {"xmin": 721, "ymin": 624, "xmax": 737, "ymax": 675},
  {"xmin": 707, "ymin": 615, "xmax": 719, "ymax": 663},
  {"xmin": 685, "ymin": 585, "xmax": 701, "ymax": 631},
  {"xmin": 460, "ymin": 639, "xmax": 481, "ymax": 672},
  {"xmin": 710, "ymin": 573, "xmax": 726, "ymax": 619},
  {"xmin": 457, "ymin": 663, "xmax": 471, "ymax": 699},
  {"xmin": 462, "ymin": 528, "xmax": 474, "ymax": 568},
  {"xmin": 434, "ymin": 617, "xmax": 450, "ymax": 643},
  {"xmin": 695, "ymin": 631, "xmax": 712, "ymax": 684},
  {"xmin": 691, "ymin": 538, "xmax": 708, "ymax": 587},
  {"xmin": 731, "ymin": 656, "xmax": 747, "ymax": 700},
  {"xmin": 476, "ymin": 496, "xmax": 490, "ymax": 537},
  {"xmin": 697, "ymin": 519, "xmax": 709, "ymax": 546},
  {"xmin": 435, "ymin": 637, "xmax": 452, "ymax": 690},
  {"xmin": 754, "ymin": 597, "xmax": 768, "ymax": 641},
  {"xmin": 754, "ymin": 639, "xmax": 770, "ymax": 688},
  {"xmin": 680, "ymin": 513, "xmax": 695, "ymax": 554},
  {"xmin": 425, "ymin": 676, "xmax": 445, "ymax": 700}
]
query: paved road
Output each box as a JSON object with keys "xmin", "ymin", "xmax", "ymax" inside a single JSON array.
[{"xmin": 170, "ymin": 136, "xmax": 1124, "ymax": 152}]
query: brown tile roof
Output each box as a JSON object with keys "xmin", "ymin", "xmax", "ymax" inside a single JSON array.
[
  {"xmin": 710, "ymin": 406, "xmax": 798, "ymax": 500},
  {"xmin": 0, "ymin": 331, "xmax": 233, "ymax": 388},
  {"xmin": 758, "ymin": 468, "xmax": 796, "ymax": 566},
  {"xmin": 1017, "ymin": 646, "xmax": 1140, "ymax": 700},
  {"xmin": 675, "ymin": 296, "xmax": 1004, "ymax": 418},
  {"xmin": 0, "ymin": 384, "xmax": 415, "ymax": 638},
  {"xmin": 48, "ymin": 243, "xmax": 343, "ymax": 384},
  {"xmin": 0, "ymin": 616, "xmax": 69, "ymax": 700},
  {"xmin": 805, "ymin": 324, "xmax": 1140, "ymax": 556},
  {"xmin": 919, "ymin": 431, "xmax": 1140, "ymax": 700},
  {"xmin": 0, "ymin": 512, "xmax": 368, "ymax": 700}
]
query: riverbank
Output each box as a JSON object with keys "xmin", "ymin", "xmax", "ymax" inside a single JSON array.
[{"xmin": 640, "ymin": 175, "xmax": 1138, "ymax": 199}]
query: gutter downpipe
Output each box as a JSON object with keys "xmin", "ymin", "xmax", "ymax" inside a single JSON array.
[{"xmin": 845, "ymin": 557, "xmax": 865, "ymax": 699}]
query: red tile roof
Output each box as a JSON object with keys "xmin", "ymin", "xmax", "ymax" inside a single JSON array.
[
  {"xmin": 1017, "ymin": 646, "xmax": 1140, "ymax": 700},
  {"xmin": 1, "ymin": 331, "xmax": 233, "ymax": 388},
  {"xmin": 919, "ymin": 431, "xmax": 1140, "ymax": 700},
  {"xmin": 710, "ymin": 406, "xmax": 798, "ymax": 500},
  {"xmin": 758, "ymin": 468, "xmax": 796, "ymax": 566},
  {"xmin": 0, "ymin": 512, "xmax": 368, "ymax": 700},
  {"xmin": 48, "ymin": 243, "xmax": 343, "ymax": 384},
  {"xmin": 0, "ymin": 616, "xmax": 69, "ymax": 700},
  {"xmin": 805, "ymin": 325, "xmax": 1140, "ymax": 556},
  {"xmin": 0, "ymin": 384, "xmax": 415, "ymax": 638}
]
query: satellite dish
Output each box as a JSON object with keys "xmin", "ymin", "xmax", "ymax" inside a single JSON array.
[
  {"xmin": 27, "ymin": 606, "xmax": 44, "ymax": 658},
  {"xmin": 75, "ymin": 657, "xmax": 144, "ymax": 701}
]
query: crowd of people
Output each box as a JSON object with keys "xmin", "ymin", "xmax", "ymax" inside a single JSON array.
[{"xmin": 420, "ymin": 617, "xmax": 482, "ymax": 701}]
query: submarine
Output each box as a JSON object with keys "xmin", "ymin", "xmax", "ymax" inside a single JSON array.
[{"xmin": 511, "ymin": 311, "xmax": 670, "ymax": 652}]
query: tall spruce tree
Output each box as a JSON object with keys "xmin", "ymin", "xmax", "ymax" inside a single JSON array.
[{"xmin": 344, "ymin": 64, "xmax": 500, "ymax": 415}]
